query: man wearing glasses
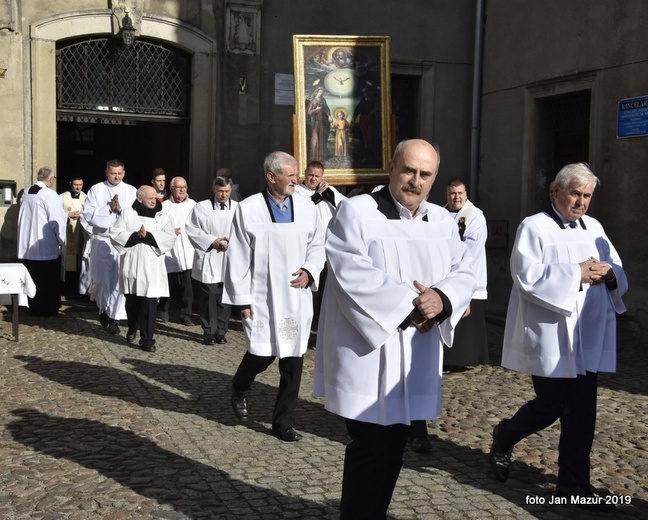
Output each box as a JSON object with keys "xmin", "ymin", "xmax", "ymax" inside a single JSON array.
[{"xmin": 160, "ymin": 177, "xmax": 197, "ymax": 325}]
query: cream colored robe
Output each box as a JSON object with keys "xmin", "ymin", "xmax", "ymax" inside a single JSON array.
[{"xmin": 60, "ymin": 190, "xmax": 87, "ymax": 271}]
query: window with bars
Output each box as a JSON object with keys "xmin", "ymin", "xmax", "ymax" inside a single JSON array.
[{"xmin": 56, "ymin": 38, "xmax": 189, "ymax": 118}]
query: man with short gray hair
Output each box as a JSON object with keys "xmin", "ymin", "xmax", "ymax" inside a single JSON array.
[
  {"xmin": 17, "ymin": 166, "xmax": 67, "ymax": 315},
  {"xmin": 160, "ymin": 176, "xmax": 197, "ymax": 325},
  {"xmin": 186, "ymin": 176, "xmax": 239, "ymax": 345},
  {"xmin": 225, "ymin": 151, "xmax": 325, "ymax": 441}
]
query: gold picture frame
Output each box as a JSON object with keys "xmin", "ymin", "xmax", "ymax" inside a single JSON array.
[{"xmin": 293, "ymin": 35, "xmax": 391, "ymax": 186}]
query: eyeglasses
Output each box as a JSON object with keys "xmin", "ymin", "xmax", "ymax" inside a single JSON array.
[{"xmin": 171, "ymin": 186, "xmax": 187, "ymax": 190}]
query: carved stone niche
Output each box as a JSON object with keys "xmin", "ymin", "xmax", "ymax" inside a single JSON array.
[
  {"xmin": 1, "ymin": 0, "xmax": 17, "ymax": 31},
  {"xmin": 226, "ymin": 2, "xmax": 261, "ymax": 55}
]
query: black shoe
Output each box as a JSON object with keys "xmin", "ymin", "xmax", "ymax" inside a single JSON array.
[
  {"xmin": 126, "ymin": 330, "xmax": 137, "ymax": 343},
  {"xmin": 203, "ymin": 334, "xmax": 216, "ymax": 345},
  {"xmin": 157, "ymin": 311, "xmax": 169, "ymax": 323},
  {"xmin": 489, "ymin": 421, "xmax": 512, "ymax": 483},
  {"xmin": 140, "ymin": 343, "xmax": 156, "ymax": 352},
  {"xmin": 107, "ymin": 321, "xmax": 120, "ymax": 335},
  {"xmin": 411, "ymin": 436, "xmax": 433, "ymax": 453},
  {"xmin": 555, "ymin": 484, "xmax": 616, "ymax": 512},
  {"xmin": 273, "ymin": 427, "xmax": 303, "ymax": 442},
  {"xmin": 180, "ymin": 316, "xmax": 194, "ymax": 326},
  {"xmin": 231, "ymin": 392, "xmax": 249, "ymax": 420},
  {"xmin": 215, "ymin": 335, "xmax": 227, "ymax": 344},
  {"xmin": 443, "ymin": 365, "xmax": 469, "ymax": 373},
  {"xmin": 99, "ymin": 312, "xmax": 109, "ymax": 328}
]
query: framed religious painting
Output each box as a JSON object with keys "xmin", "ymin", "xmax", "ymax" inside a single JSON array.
[{"xmin": 293, "ymin": 35, "xmax": 392, "ymax": 186}]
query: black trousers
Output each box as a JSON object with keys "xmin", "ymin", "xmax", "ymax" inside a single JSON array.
[
  {"xmin": 24, "ymin": 257, "xmax": 61, "ymax": 316},
  {"xmin": 197, "ymin": 281, "xmax": 230, "ymax": 337},
  {"xmin": 409, "ymin": 419, "xmax": 428, "ymax": 439},
  {"xmin": 496, "ymin": 371, "xmax": 598, "ymax": 488},
  {"xmin": 125, "ymin": 294, "xmax": 157, "ymax": 348},
  {"xmin": 312, "ymin": 263, "xmax": 328, "ymax": 330},
  {"xmin": 442, "ymin": 298, "xmax": 489, "ymax": 367},
  {"xmin": 232, "ymin": 352, "xmax": 303, "ymax": 431},
  {"xmin": 340, "ymin": 419, "xmax": 410, "ymax": 520},
  {"xmin": 160, "ymin": 270, "xmax": 194, "ymax": 319}
]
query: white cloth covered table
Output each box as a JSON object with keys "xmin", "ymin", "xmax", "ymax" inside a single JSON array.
[{"xmin": 0, "ymin": 263, "xmax": 37, "ymax": 341}]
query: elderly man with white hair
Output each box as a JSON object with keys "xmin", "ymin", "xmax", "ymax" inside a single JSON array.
[
  {"xmin": 110, "ymin": 185, "xmax": 176, "ymax": 352},
  {"xmin": 489, "ymin": 163, "xmax": 627, "ymax": 511},
  {"xmin": 225, "ymin": 151, "xmax": 325, "ymax": 442},
  {"xmin": 160, "ymin": 176, "xmax": 197, "ymax": 325}
]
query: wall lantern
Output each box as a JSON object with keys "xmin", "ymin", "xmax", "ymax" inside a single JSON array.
[
  {"xmin": 0, "ymin": 180, "xmax": 17, "ymax": 206},
  {"xmin": 120, "ymin": 9, "xmax": 136, "ymax": 47}
]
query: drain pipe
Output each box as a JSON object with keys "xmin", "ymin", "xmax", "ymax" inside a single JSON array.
[{"xmin": 470, "ymin": 0, "xmax": 485, "ymax": 204}]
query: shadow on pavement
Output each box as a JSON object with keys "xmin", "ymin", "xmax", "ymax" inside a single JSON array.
[
  {"xmin": 13, "ymin": 355, "xmax": 348, "ymax": 445},
  {"xmin": 403, "ymin": 433, "xmax": 646, "ymax": 518},
  {"xmin": 8, "ymin": 408, "xmax": 336, "ymax": 519},
  {"xmin": 13, "ymin": 349, "xmax": 647, "ymax": 518}
]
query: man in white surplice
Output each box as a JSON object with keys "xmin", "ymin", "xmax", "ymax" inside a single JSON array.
[
  {"xmin": 294, "ymin": 160, "xmax": 347, "ymax": 334},
  {"xmin": 160, "ymin": 176, "xmax": 197, "ymax": 325},
  {"xmin": 186, "ymin": 176, "xmax": 239, "ymax": 345},
  {"xmin": 489, "ymin": 163, "xmax": 627, "ymax": 508},
  {"xmin": 17, "ymin": 166, "xmax": 67, "ymax": 316},
  {"xmin": 110, "ymin": 185, "xmax": 176, "ymax": 352},
  {"xmin": 313, "ymin": 139, "xmax": 477, "ymax": 519},
  {"xmin": 81, "ymin": 160, "xmax": 137, "ymax": 334},
  {"xmin": 293, "ymin": 160, "xmax": 346, "ymax": 227},
  {"xmin": 224, "ymin": 151, "xmax": 325, "ymax": 443}
]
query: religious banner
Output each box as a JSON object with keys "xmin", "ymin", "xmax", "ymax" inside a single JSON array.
[{"xmin": 293, "ymin": 35, "xmax": 391, "ymax": 185}]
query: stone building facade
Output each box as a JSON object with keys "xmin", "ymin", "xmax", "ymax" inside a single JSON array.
[
  {"xmin": 0, "ymin": 0, "xmax": 475, "ymax": 260},
  {"xmin": 1, "ymin": 0, "xmax": 645, "ymax": 333},
  {"xmin": 479, "ymin": 0, "xmax": 647, "ymax": 333}
]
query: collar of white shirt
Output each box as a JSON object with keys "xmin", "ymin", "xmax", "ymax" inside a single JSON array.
[
  {"xmin": 387, "ymin": 186, "xmax": 429, "ymax": 221},
  {"xmin": 551, "ymin": 203, "xmax": 579, "ymax": 228}
]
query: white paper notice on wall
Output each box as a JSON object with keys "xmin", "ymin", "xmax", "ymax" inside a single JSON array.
[{"xmin": 275, "ymin": 73, "xmax": 294, "ymax": 106}]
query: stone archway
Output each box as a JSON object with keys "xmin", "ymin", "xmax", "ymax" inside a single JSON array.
[{"xmin": 30, "ymin": 11, "xmax": 218, "ymax": 192}]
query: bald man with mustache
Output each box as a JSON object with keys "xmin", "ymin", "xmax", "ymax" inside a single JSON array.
[{"xmin": 314, "ymin": 139, "xmax": 477, "ymax": 519}]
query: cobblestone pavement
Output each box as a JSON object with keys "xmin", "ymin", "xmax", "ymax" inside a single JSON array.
[{"xmin": 0, "ymin": 298, "xmax": 646, "ymax": 519}]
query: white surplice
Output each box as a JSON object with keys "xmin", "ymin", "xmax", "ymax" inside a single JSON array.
[
  {"xmin": 109, "ymin": 207, "xmax": 176, "ymax": 298},
  {"xmin": 313, "ymin": 194, "xmax": 477, "ymax": 426},
  {"xmin": 81, "ymin": 180, "xmax": 137, "ymax": 319},
  {"xmin": 294, "ymin": 183, "xmax": 346, "ymax": 228},
  {"xmin": 450, "ymin": 199, "xmax": 488, "ymax": 299},
  {"xmin": 223, "ymin": 193, "xmax": 325, "ymax": 358},
  {"xmin": 161, "ymin": 198, "xmax": 197, "ymax": 273},
  {"xmin": 18, "ymin": 182, "xmax": 67, "ymax": 262},
  {"xmin": 502, "ymin": 211, "xmax": 627, "ymax": 378},
  {"xmin": 185, "ymin": 199, "xmax": 239, "ymax": 284}
]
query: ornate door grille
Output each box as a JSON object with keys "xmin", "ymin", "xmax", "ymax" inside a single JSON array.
[{"xmin": 56, "ymin": 38, "xmax": 189, "ymax": 119}]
